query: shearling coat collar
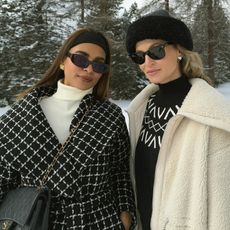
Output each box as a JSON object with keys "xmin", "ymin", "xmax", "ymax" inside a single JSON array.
[{"xmin": 128, "ymin": 78, "xmax": 230, "ymax": 132}]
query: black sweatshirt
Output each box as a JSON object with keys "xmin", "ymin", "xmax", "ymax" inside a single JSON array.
[{"xmin": 135, "ymin": 76, "xmax": 191, "ymax": 230}]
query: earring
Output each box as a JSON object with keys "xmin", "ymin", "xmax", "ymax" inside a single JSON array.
[
  {"xmin": 60, "ymin": 64, "xmax": 64, "ymax": 70},
  {"xmin": 177, "ymin": 56, "xmax": 183, "ymax": 62}
]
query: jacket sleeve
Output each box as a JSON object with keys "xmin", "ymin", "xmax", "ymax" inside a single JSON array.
[
  {"xmin": 110, "ymin": 112, "xmax": 136, "ymax": 228},
  {"xmin": 0, "ymin": 110, "xmax": 21, "ymax": 202},
  {"xmin": 208, "ymin": 127, "xmax": 230, "ymax": 229},
  {"xmin": 0, "ymin": 157, "xmax": 20, "ymax": 202}
]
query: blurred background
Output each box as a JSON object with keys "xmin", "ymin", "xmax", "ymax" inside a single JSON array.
[{"xmin": 0, "ymin": 0, "xmax": 229, "ymax": 107}]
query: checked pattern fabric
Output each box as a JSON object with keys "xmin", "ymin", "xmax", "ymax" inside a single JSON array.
[{"xmin": 0, "ymin": 87, "xmax": 136, "ymax": 229}]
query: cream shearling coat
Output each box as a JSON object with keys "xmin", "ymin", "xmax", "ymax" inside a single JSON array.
[{"xmin": 127, "ymin": 78, "xmax": 230, "ymax": 230}]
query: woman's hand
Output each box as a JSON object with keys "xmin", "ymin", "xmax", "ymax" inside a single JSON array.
[{"xmin": 120, "ymin": 211, "xmax": 132, "ymax": 230}]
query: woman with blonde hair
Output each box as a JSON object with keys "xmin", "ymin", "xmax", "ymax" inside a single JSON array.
[
  {"xmin": 126, "ymin": 9, "xmax": 230, "ymax": 230},
  {"xmin": 0, "ymin": 28, "xmax": 136, "ymax": 229}
]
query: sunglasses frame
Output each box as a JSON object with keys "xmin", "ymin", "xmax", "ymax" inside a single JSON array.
[
  {"xmin": 130, "ymin": 42, "xmax": 171, "ymax": 64},
  {"xmin": 67, "ymin": 52, "xmax": 109, "ymax": 74}
]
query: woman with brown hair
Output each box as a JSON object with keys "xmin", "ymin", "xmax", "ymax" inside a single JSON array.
[{"xmin": 0, "ymin": 28, "xmax": 136, "ymax": 229}]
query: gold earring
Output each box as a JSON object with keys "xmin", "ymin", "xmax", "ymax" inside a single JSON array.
[{"xmin": 60, "ymin": 64, "xmax": 64, "ymax": 70}]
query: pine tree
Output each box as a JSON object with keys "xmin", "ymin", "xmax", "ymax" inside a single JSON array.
[
  {"xmin": 0, "ymin": 0, "xmax": 83, "ymax": 104},
  {"xmin": 192, "ymin": 0, "xmax": 230, "ymax": 85},
  {"xmin": 0, "ymin": 0, "xmax": 57, "ymax": 104},
  {"xmin": 79, "ymin": 0, "xmax": 141, "ymax": 99}
]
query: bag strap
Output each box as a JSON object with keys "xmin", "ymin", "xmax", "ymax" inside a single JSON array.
[{"xmin": 38, "ymin": 103, "xmax": 92, "ymax": 189}]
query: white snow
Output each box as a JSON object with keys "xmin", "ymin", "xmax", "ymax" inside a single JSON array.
[
  {"xmin": 19, "ymin": 41, "xmax": 39, "ymax": 51},
  {"xmin": 0, "ymin": 106, "xmax": 10, "ymax": 117},
  {"xmin": 217, "ymin": 82, "xmax": 230, "ymax": 100}
]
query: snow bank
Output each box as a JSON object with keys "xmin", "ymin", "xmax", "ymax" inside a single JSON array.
[{"xmin": 217, "ymin": 82, "xmax": 230, "ymax": 100}]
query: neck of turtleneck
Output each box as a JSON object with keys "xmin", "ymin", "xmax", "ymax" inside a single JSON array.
[
  {"xmin": 53, "ymin": 80, "xmax": 93, "ymax": 101},
  {"xmin": 158, "ymin": 75, "xmax": 191, "ymax": 94},
  {"xmin": 155, "ymin": 75, "xmax": 191, "ymax": 106}
]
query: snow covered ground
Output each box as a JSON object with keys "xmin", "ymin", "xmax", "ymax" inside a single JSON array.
[
  {"xmin": 0, "ymin": 106, "xmax": 10, "ymax": 116},
  {"xmin": 0, "ymin": 82, "xmax": 230, "ymax": 118},
  {"xmin": 216, "ymin": 82, "xmax": 230, "ymax": 100}
]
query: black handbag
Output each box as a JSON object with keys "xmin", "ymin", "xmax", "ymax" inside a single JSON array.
[{"xmin": 0, "ymin": 187, "xmax": 50, "ymax": 230}]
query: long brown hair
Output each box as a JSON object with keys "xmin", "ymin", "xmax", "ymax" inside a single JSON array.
[{"xmin": 17, "ymin": 28, "xmax": 111, "ymax": 101}]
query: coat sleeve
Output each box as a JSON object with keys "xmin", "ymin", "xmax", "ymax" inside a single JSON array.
[
  {"xmin": 208, "ymin": 127, "xmax": 230, "ymax": 229},
  {"xmin": 110, "ymin": 112, "xmax": 136, "ymax": 228},
  {"xmin": 0, "ymin": 157, "xmax": 20, "ymax": 202},
  {"xmin": 0, "ymin": 110, "xmax": 21, "ymax": 202}
]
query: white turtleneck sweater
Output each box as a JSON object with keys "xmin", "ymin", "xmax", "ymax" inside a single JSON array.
[{"xmin": 40, "ymin": 80, "xmax": 93, "ymax": 144}]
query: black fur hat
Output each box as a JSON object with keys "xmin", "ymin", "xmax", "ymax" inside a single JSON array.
[{"xmin": 126, "ymin": 9, "xmax": 193, "ymax": 54}]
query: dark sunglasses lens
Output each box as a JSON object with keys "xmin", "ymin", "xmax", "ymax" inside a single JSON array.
[
  {"xmin": 72, "ymin": 54, "xmax": 89, "ymax": 68},
  {"xmin": 148, "ymin": 45, "xmax": 166, "ymax": 60},
  {"xmin": 130, "ymin": 52, "xmax": 145, "ymax": 64},
  {"xmin": 92, "ymin": 63, "xmax": 109, "ymax": 74},
  {"xmin": 70, "ymin": 53, "xmax": 108, "ymax": 73}
]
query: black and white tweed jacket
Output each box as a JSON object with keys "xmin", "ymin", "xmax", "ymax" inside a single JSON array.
[{"xmin": 0, "ymin": 87, "xmax": 136, "ymax": 229}]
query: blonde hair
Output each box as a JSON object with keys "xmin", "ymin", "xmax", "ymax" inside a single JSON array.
[
  {"xmin": 17, "ymin": 28, "xmax": 111, "ymax": 101},
  {"xmin": 178, "ymin": 45, "xmax": 213, "ymax": 85}
]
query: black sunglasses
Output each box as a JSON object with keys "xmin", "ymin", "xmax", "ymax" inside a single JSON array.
[
  {"xmin": 67, "ymin": 53, "xmax": 109, "ymax": 74},
  {"xmin": 130, "ymin": 42, "xmax": 171, "ymax": 64}
]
